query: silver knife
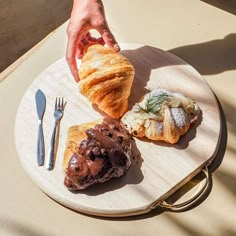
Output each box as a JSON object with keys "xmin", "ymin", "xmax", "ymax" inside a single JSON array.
[{"xmin": 35, "ymin": 89, "xmax": 46, "ymax": 166}]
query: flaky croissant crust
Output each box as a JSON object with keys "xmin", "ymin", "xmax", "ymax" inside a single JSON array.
[
  {"xmin": 79, "ymin": 44, "xmax": 134, "ymax": 119},
  {"xmin": 121, "ymin": 88, "xmax": 200, "ymax": 144},
  {"xmin": 63, "ymin": 120, "xmax": 102, "ymax": 173}
]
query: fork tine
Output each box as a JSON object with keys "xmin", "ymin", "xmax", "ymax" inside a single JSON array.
[
  {"xmin": 54, "ymin": 97, "xmax": 65, "ymax": 111},
  {"xmin": 55, "ymin": 97, "xmax": 58, "ymax": 110},
  {"xmin": 59, "ymin": 97, "xmax": 63, "ymax": 110},
  {"xmin": 59, "ymin": 97, "xmax": 61, "ymax": 110},
  {"xmin": 58, "ymin": 97, "xmax": 60, "ymax": 110},
  {"xmin": 61, "ymin": 97, "xmax": 64, "ymax": 110}
]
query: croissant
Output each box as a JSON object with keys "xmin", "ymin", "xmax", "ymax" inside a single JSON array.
[
  {"xmin": 79, "ymin": 44, "xmax": 135, "ymax": 119},
  {"xmin": 121, "ymin": 88, "xmax": 200, "ymax": 144},
  {"xmin": 63, "ymin": 118, "xmax": 132, "ymax": 190}
]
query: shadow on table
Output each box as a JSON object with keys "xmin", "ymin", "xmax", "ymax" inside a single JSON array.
[
  {"xmin": 201, "ymin": 0, "xmax": 236, "ymax": 16},
  {"xmin": 169, "ymin": 34, "xmax": 236, "ymax": 75},
  {"xmin": 121, "ymin": 45, "xmax": 187, "ymax": 108},
  {"xmin": 121, "ymin": 34, "xmax": 236, "ymax": 110},
  {"xmin": 0, "ymin": 0, "xmax": 73, "ymax": 73},
  {"xmin": 0, "ymin": 217, "xmax": 48, "ymax": 236}
]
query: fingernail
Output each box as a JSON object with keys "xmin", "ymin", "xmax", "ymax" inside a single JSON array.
[
  {"xmin": 77, "ymin": 52, "xmax": 83, "ymax": 59},
  {"xmin": 114, "ymin": 44, "xmax": 120, "ymax": 52},
  {"xmin": 75, "ymin": 74, "xmax": 80, "ymax": 82}
]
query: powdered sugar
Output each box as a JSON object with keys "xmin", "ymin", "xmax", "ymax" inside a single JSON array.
[
  {"xmin": 155, "ymin": 122, "xmax": 163, "ymax": 134},
  {"xmin": 170, "ymin": 107, "xmax": 188, "ymax": 128}
]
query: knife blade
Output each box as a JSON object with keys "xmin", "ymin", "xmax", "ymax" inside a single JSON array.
[{"xmin": 35, "ymin": 89, "xmax": 46, "ymax": 166}]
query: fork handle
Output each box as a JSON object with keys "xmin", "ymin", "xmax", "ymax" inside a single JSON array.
[
  {"xmin": 46, "ymin": 122, "xmax": 57, "ymax": 170},
  {"xmin": 37, "ymin": 121, "xmax": 45, "ymax": 166}
]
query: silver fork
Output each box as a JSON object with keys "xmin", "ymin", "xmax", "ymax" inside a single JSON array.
[{"xmin": 46, "ymin": 97, "xmax": 66, "ymax": 170}]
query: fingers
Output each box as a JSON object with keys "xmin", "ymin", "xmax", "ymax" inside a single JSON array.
[
  {"xmin": 77, "ymin": 33, "xmax": 89, "ymax": 59},
  {"xmin": 76, "ymin": 42, "xmax": 84, "ymax": 59},
  {"xmin": 66, "ymin": 26, "xmax": 83, "ymax": 82},
  {"xmin": 98, "ymin": 24, "xmax": 120, "ymax": 52},
  {"xmin": 77, "ymin": 32, "xmax": 105, "ymax": 59},
  {"xmin": 85, "ymin": 32, "xmax": 105, "ymax": 45},
  {"xmin": 66, "ymin": 22, "xmax": 119, "ymax": 83}
]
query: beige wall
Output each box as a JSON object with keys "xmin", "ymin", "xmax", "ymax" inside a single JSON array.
[{"xmin": 0, "ymin": 0, "xmax": 73, "ymax": 72}]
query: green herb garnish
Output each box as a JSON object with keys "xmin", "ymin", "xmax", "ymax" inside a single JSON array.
[{"xmin": 134, "ymin": 92, "xmax": 170, "ymax": 114}]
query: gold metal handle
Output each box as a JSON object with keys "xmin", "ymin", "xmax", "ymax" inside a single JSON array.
[{"xmin": 158, "ymin": 167, "xmax": 210, "ymax": 211}]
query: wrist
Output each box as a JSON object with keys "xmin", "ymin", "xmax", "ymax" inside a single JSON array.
[
  {"xmin": 73, "ymin": 0, "xmax": 103, "ymax": 12},
  {"xmin": 74, "ymin": 0, "xmax": 102, "ymax": 4}
]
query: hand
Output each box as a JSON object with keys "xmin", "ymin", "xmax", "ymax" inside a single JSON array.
[{"xmin": 66, "ymin": 0, "xmax": 120, "ymax": 82}]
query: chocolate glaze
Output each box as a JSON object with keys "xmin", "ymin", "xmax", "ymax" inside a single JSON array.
[{"xmin": 64, "ymin": 118, "xmax": 131, "ymax": 190}]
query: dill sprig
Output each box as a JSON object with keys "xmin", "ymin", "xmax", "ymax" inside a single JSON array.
[{"xmin": 134, "ymin": 92, "xmax": 170, "ymax": 114}]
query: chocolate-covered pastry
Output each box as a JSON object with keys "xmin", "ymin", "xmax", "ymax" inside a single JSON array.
[{"xmin": 63, "ymin": 118, "xmax": 131, "ymax": 190}]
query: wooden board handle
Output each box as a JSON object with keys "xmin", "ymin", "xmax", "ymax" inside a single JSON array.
[{"xmin": 158, "ymin": 167, "xmax": 210, "ymax": 211}]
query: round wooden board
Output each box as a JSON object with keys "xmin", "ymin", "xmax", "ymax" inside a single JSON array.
[{"xmin": 15, "ymin": 43, "xmax": 221, "ymax": 217}]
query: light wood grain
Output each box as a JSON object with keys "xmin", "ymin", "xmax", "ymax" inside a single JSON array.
[{"xmin": 14, "ymin": 43, "xmax": 221, "ymax": 217}]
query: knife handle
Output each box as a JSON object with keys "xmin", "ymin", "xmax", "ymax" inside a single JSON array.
[{"xmin": 37, "ymin": 121, "xmax": 45, "ymax": 166}]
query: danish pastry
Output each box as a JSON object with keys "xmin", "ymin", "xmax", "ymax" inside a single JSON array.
[{"xmin": 121, "ymin": 88, "xmax": 200, "ymax": 144}]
